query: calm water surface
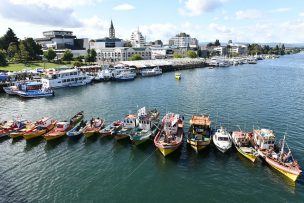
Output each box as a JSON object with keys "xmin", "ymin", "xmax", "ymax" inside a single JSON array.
[{"xmin": 0, "ymin": 54, "xmax": 304, "ymax": 202}]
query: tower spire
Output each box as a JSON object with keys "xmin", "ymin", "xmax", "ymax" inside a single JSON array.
[{"xmin": 109, "ymin": 19, "xmax": 115, "ymax": 39}]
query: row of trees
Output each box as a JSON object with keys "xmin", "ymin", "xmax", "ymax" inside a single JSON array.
[
  {"xmin": 0, "ymin": 28, "xmax": 43, "ymax": 66},
  {"xmin": 173, "ymin": 50, "xmax": 198, "ymax": 58},
  {"xmin": 247, "ymin": 44, "xmax": 286, "ymax": 55}
]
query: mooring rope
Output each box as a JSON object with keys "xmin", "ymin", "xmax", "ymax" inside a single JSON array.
[{"xmin": 111, "ymin": 148, "xmax": 158, "ymax": 191}]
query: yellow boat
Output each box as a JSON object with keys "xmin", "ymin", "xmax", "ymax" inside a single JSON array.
[
  {"xmin": 83, "ymin": 117, "xmax": 105, "ymax": 138},
  {"xmin": 9, "ymin": 122, "xmax": 35, "ymax": 138},
  {"xmin": 231, "ymin": 131, "xmax": 258, "ymax": 162},
  {"xmin": 175, "ymin": 73, "xmax": 181, "ymax": 80},
  {"xmin": 187, "ymin": 115, "xmax": 211, "ymax": 152},
  {"xmin": 236, "ymin": 146, "xmax": 258, "ymax": 162},
  {"xmin": 154, "ymin": 113, "xmax": 184, "ymax": 157},
  {"xmin": 43, "ymin": 121, "xmax": 71, "ymax": 141},
  {"xmin": 23, "ymin": 118, "xmax": 56, "ymax": 140}
]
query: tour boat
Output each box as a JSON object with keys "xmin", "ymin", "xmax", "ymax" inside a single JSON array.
[
  {"xmin": 66, "ymin": 120, "xmax": 87, "ymax": 137},
  {"xmin": 253, "ymin": 129, "xmax": 302, "ymax": 181},
  {"xmin": 17, "ymin": 88, "xmax": 54, "ymax": 98},
  {"xmin": 41, "ymin": 68, "xmax": 93, "ymax": 89},
  {"xmin": 113, "ymin": 70, "xmax": 136, "ymax": 81},
  {"xmin": 187, "ymin": 115, "xmax": 212, "ymax": 152},
  {"xmin": 141, "ymin": 67, "xmax": 162, "ymax": 77},
  {"xmin": 175, "ymin": 73, "xmax": 181, "ymax": 80},
  {"xmin": 23, "ymin": 117, "xmax": 57, "ymax": 140},
  {"xmin": 100, "ymin": 120, "xmax": 124, "ymax": 137},
  {"xmin": 230, "ymin": 131, "xmax": 258, "ymax": 162},
  {"xmin": 129, "ymin": 107, "xmax": 160, "ymax": 145},
  {"xmin": 83, "ymin": 117, "xmax": 105, "ymax": 138},
  {"xmin": 154, "ymin": 113, "xmax": 184, "ymax": 156},
  {"xmin": 212, "ymin": 126, "xmax": 232, "ymax": 153},
  {"xmin": 43, "ymin": 111, "xmax": 84, "ymax": 141},
  {"xmin": 114, "ymin": 114, "xmax": 138, "ymax": 140},
  {"xmin": 95, "ymin": 69, "xmax": 112, "ymax": 81}
]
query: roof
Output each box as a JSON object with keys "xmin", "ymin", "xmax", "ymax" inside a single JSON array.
[{"xmin": 190, "ymin": 115, "xmax": 211, "ymax": 126}]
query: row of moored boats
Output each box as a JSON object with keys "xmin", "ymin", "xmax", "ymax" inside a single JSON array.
[{"xmin": 0, "ymin": 108, "xmax": 301, "ymax": 182}]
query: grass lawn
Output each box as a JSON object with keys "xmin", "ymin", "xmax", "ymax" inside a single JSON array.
[{"xmin": 0, "ymin": 62, "xmax": 72, "ymax": 72}]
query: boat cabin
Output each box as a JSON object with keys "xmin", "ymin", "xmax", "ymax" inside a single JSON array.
[
  {"xmin": 253, "ymin": 129, "xmax": 275, "ymax": 150},
  {"xmin": 56, "ymin": 122, "xmax": 70, "ymax": 131},
  {"xmin": 215, "ymin": 127, "xmax": 230, "ymax": 141},
  {"xmin": 123, "ymin": 114, "xmax": 138, "ymax": 129},
  {"xmin": 232, "ymin": 131, "xmax": 249, "ymax": 146},
  {"xmin": 35, "ymin": 117, "xmax": 53, "ymax": 128}
]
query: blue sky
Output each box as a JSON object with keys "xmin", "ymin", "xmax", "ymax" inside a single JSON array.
[{"xmin": 0, "ymin": 0, "xmax": 304, "ymax": 43}]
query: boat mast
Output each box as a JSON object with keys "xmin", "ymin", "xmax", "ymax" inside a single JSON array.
[{"xmin": 279, "ymin": 135, "xmax": 285, "ymax": 161}]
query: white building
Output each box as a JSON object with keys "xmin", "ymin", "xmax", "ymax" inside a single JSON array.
[
  {"xmin": 96, "ymin": 47, "xmax": 151, "ymax": 62},
  {"xmin": 169, "ymin": 32, "xmax": 199, "ymax": 49},
  {"xmin": 213, "ymin": 46, "xmax": 228, "ymax": 56},
  {"xmin": 35, "ymin": 30, "xmax": 89, "ymax": 58},
  {"xmin": 130, "ymin": 28, "xmax": 145, "ymax": 48},
  {"xmin": 150, "ymin": 47, "xmax": 174, "ymax": 59},
  {"xmin": 228, "ymin": 41, "xmax": 248, "ymax": 55}
]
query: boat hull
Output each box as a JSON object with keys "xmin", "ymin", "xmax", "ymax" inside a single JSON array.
[
  {"xmin": 158, "ymin": 146, "xmax": 179, "ymax": 156},
  {"xmin": 187, "ymin": 139, "xmax": 210, "ymax": 152},
  {"xmin": 265, "ymin": 157, "xmax": 301, "ymax": 182},
  {"xmin": 43, "ymin": 132, "xmax": 66, "ymax": 141},
  {"xmin": 236, "ymin": 147, "xmax": 257, "ymax": 162},
  {"xmin": 23, "ymin": 129, "xmax": 47, "ymax": 140},
  {"xmin": 84, "ymin": 130, "xmax": 97, "ymax": 138}
]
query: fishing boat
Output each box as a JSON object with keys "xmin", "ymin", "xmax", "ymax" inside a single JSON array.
[
  {"xmin": 83, "ymin": 117, "xmax": 105, "ymax": 138},
  {"xmin": 253, "ymin": 129, "xmax": 302, "ymax": 181},
  {"xmin": 17, "ymin": 88, "xmax": 54, "ymax": 98},
  {"xmin": 154, "ymin": 113, "xmax": 184, "ymax": 156},
  {"xmin": 230, "ymin": 131, "xmax": 258, "ymax": 162},
  {"xmin": 129, "ymin": 107, "xmax": 160, "ymax": 145},
  {"xmin": 23, "ymin": 117, "xmax": 57, "ymax": 140},
  {"xmin": 175, "ymin": 73, "xmax": 181, "ymax": 80},
  {"xmin": 141, "ymin": 66, "xmax": 162, "ymax": 77},
  {"xmin": 100, "ymin": 120, "xmax": 124, "ymax": 137},
  {"xmin": 43, "ymin": 111, "xmax": 84, "ymax": 141},
  {"xmin": 114, "ymin": 114, "xmax": 138, "ymax": 140},
  {"xmin": 9, "ymin": 121, "xmax": 35, "ymax": 138},
  {"xmin": 66, "ymin": 120, "xmax": 87, "ymax": 137},
  {"xmin": 187, "ymin": 115, "xmax": 212, "ymax": 152},
  {"xmin": 0, "ymin": 118, "xmax": 30, "ymax": 138},
  {"xmin": 212, "ymin": 126, "xmax": 232, "ymax": 153}
]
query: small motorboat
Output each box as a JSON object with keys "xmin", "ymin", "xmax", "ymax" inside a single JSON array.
[
  {"xmin": 23, "ymin": 117, "xmax": 57, "ymax": 140},
  {"xmin": 212, "ymin": 126, "xmax": 232, "ymax": 153},
  {"xmin": 83, "ymin": 117, "xmax": 105, "ymax": 138},
  {"xmin": 67, "ymin": 120, "xmax": 87, "ymax": 137},
  {"xmin": 100, "ymin": 120, "xmax": 123, "ymax": 137},
  {"xmin": 175, "ymin": 73, "xmax": 181, "ymax": 80}
]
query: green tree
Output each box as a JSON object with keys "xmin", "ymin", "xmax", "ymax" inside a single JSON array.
[
  {"xmin": 0, "ymin": 28, "xmax": 19, "ymax": 51},
  {"xmin": 19, "ymin": 42, "xmax": 30, "ymax": 62},
  {"xmin": 129, "ymin": 53, "xmax": 142, "ymax": 61},
  {"xmin": 43, "ymin": 49, "xmax": 56, "ymax": 61},
  {"xmin": 21, "ymin": 38, "xmax": 42, "ymax": 60},
  {"xmin": 186, "ymin": 50, "xmax": 197, "ymax": 58},
  {"xmin": 173, "ymin": 53, "xmax": 183, "ymax": 58},
  {"xmin": 73, "ymin": 61, "xmax": 82, "ymax": 67},
  {"xmin": 62, "ymin": 49, "xmax": 73, "ymax": 61},
  {"xmin": 7, "ymin": 42, "xmax": 19, "ymax": 60},
  {"xmin": 85, "ymin": 49, "xmax": 97, "ymax": 62},
  {"xmin": 214, "ymin": 39, "xmax": 220, "ymax": 46},
  {"xmin": 0, "ymin": 51, "xmax": 7, "ymax": 66}
]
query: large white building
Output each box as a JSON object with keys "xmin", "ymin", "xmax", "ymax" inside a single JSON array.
[
  {"xmin": 130, "ymin": 28, "xmax": 145, "ymax": 48},
  {"xmin": 35, "ymin": 30, "xmax": 89, "ymax": 58},
  {"xmin": 169, "ymin": 32, "xmax": 199, "ymax": 49},
  {"xmin": 228, "ymin": 41, "xmax": 248, "ymax": 55},
  {"xmin": 150, "ymin": 47, "xmax": 174, "ymax": 59},
  {"xmin": 96, "ymin": 47, "xmax": 151, "ymax": 62}
]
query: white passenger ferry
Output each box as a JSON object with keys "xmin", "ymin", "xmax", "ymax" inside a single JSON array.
[{"xmin": 41, "ymin": 68, "xmax": 93, "ymax": 88}]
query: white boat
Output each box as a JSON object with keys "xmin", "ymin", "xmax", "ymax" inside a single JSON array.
[
  {"xmin": 113, "ymin": 69, "xmax": 136, "ymax": 81},
  {"xmin": 141, "ymin": 67, "xmax": 162, "ymax": 77},
  {"xmin": 41, "ymin": 68, "xmax": 93, "ymax": 88},
  {"xmin": 95, "ymin": 68, "xmax": 112, "ymax": 81},
  {"xmin": 213, "ymin": 126, "xmax": 232, "ymax": 153}
]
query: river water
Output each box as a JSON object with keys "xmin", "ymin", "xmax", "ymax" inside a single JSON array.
[{"xmin": 0, "ymin": 54, "xmax": 303, "ymax": 202}]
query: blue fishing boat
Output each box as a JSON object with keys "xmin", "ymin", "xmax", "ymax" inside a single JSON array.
[
  {"xmin": 5, "ymin": 81, "xmax": 55, "ymax": 98},
  {"xmin": 67, "ymin": 120, "xmax": 86, "ymax": 137}
]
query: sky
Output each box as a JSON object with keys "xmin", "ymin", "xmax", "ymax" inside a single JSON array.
[{"xmin": 0, "ymin": 0, "xmax": 304, "ymax": 44}]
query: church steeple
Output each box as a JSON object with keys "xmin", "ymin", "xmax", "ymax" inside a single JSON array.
[{"xmin": 109, "ymin": 20, "xmax": 115, "ymax": 39}]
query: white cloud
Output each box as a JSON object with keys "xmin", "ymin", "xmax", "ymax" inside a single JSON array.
[
  {"xmin": 208, "ymin": 23, "xmax": 231, "ymax": 33},
  {"xmin": 139, "ymin": 23, "xmax": 178, "ymax": 42},
  {"xmin": 113, "ymin": 3, "xmax": 135, "ymax": 11},
  {"xmin": 235, "ymin": 9, "xmax": 262, "ymax": 20},
  {"xmin": 0, "ymin": 1, "xmax": 82, "ymax": 27},
  {"xmin": 299, "ymin": 12, "xmax": 304, "ymax": 17},
  {"xmin": 9, "ymin": 0, "xmax": 102, "ymax": 9},
  {"xmin": 271, "ymin": 7, "xmax": 290, "ymax": 13},
  {"xmin": 179, "ymin": 0, "xmax": 222, "ymax": 16}
]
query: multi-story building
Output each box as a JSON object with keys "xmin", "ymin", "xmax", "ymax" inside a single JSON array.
[
  {"xmin": 130, "ymin": 28, "xmax": 145, "ymax": 48},
  {"xmin": 213, "ymin": 46, "xmax": 228, "ymax": 56},
  {"xmin": 96, "ymin": 47, "xmax": 151, "ymax": 62},
  {"xmin": 35, "ymin": 30, "xmax": 89, "ymax": 58},
  {"xmin": 89, "ymin": 20, "xmax": 124, "ymax": 50},
  {"xmin": 150, "ymin": 47, "xmax": 174, "ymax": 59},
  {"xmin": 169, "ymin": 32, "xmax": 199, "ymax": 49},
  {"xmin": 228, "ymin": 40, "xmax": 248, "ymax": 55}
]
